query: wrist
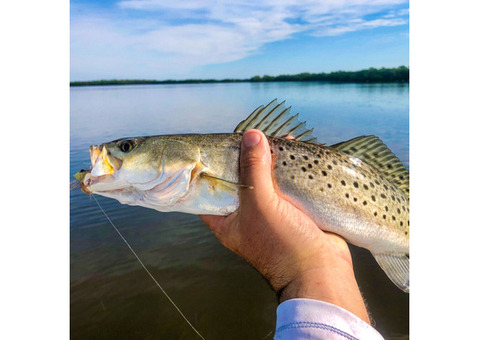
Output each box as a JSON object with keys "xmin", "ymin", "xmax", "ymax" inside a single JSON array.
[{"xmin": 278, "ymin": 252, "xmax": 371, "ymax": 324}]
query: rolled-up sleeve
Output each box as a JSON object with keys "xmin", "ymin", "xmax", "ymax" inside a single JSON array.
[{"xmin": 274, "ymin": 299, "xmax": 384, "ymax": 340}]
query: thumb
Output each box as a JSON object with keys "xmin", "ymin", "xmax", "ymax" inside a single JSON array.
[{"xmin": 240, "ymin": 130, "xmax": 276, "ymax": 209}]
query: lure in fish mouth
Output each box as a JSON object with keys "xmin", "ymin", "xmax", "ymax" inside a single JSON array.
[{"xmin": 79, "ymin": 145, "xmax": 123, "ymax": 194}]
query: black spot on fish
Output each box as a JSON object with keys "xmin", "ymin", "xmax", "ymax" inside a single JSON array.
[
  {"xmin": 375, "ymin": 180, "xmax": 380, "ymax": 185},
  {"xmin": 363, "ymin": 201, "xmax": 367, "ymax": 206},
  {"xmin": 345, "ymin": 193, "xmax": 350, "ymax": 198},
  {"xmin": 279, "ymin": 147, "xmax": 284, "ymax": 151},
  {"xmin": 332, "ymin": 160, "xmax": 338, "ymax": 165},
  {"xmin": 322, "ymin": 170, "xmax": 327, "ymax": 176},
  {"xmin": 353, "ymin": 182, "xmax": 359, "ymax": 188},
  {"xmin": 308, "ymin": 164, "xmax": 312, "ymax": 168},
  {"xmin": 391, "ymin": 195, "xmax": 396, "ymax": 201},
  {"xmin": 314, "ymin": 160, "xmax": 319, "ymax": 165},
  {"xmin": 291, "ymin": 175, "xmax": 295, "ymax": 180},
  {"xmin": 353, "ymin": 197, "xmax": 358, "ymax": 202},
  {"xmin": 309, "ymin": 175, "xmax": 314, "ymax": 179},
  {"xmin": 392, "ymin": 215, "xmax": 396, "ymax": 221},
  {"xmin": 350, "ymin": 147, "xmax": 358, "ymax": 152},
  {"xmin": 383, "ymin": 184, "xmax": 388, "ymax": 190},
  {"xmin": 282, "ymin": 161, "xmax": 287, "ymax": 166},
  {"xmin": 327, "ymin": 183, "xmax": 332, "ymax": 188},
  {"xmin": 402, "ymin": 206, "xmax": 406, "ymax": 211},
  {"xmin": 363, "ymin": 184, "xmax": 369, "ymax": 190},
  {"xmin": 400, "ymin": 221, "xmax": 404, "ymax": 227},
  {"xmin": 381, "ymin": 194, "xmax": 387, "ymax": 199},
  {"xmin": 374, "ymin": 212, "xmax": 378, "ymax": 216},
  {"xmin": 397, "ymin": 208, "xmax": 401, "ymax": 214},
  {"xmin": 290, "ymin": 155, "xmax": 295, "ymax": 160},
  {"xmin": 383, "ymin": 214, "xmax": 387, "ymax": 219},
  {"xmin": 385, "ymin": 206, "xmax": 388, "ymax": 211},
  {"xmin": 404, "ymin": 230, "xmax": 408, "ymax": 235},
  {"xmin": 370, "ymin": 182, "xmax": 374, "ymax": 188},
  {"xmin": 302, "ymin": 166, "xmax": 307, "ymax": 172},
  {"xmin": 387, "ymin": 164, "xmax": 393, "ymax": 169},
  {"xmin": 371, "ymin": 195, "xmax": 376, "ymax": 202},
  {"xmin": 341, "ymin": 180, "xmax": 346, "ymax": 186},
  {"xmin": 303, "ymin": 155, "xmax": 309, "ymax": 160},
  {"xmin": 327, "ymin": 165, "xmax": 332, "ymax": 170}
]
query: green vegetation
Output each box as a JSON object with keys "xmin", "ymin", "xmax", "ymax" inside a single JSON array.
[{"xmin": 70, "ymin": 66, "xmax": 408, "ymax": 86}]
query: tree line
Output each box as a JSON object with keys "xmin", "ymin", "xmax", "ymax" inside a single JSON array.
[{"xmin": 70, "ymin": 66, "xmax": 408, "ymax": 86}]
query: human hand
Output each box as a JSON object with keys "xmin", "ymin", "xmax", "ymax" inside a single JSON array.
[{"xmin": 200, "ymin": 130, "xmax": 370, "ymax": 323}]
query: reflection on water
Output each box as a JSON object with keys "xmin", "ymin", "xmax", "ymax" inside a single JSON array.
[{"xmin": 71, "ymin": 82, "xmax": 409, "ymax": 339}]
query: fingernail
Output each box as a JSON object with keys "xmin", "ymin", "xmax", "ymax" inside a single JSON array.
[{"xmin": 243, "ymin": 130, "xmax": 261, "ymax": 148}]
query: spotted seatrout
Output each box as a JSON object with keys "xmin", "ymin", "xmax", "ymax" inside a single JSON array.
[{"xmin": 76, "ymin": 100, "xmax": 410, "ymax": 292}]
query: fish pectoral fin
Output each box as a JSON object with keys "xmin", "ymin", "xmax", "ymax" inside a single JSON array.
[
  {"xmin": 373, "ymin": 253, "xmax": 409, "ymax": 293},
  {"xmin": 200, "ymin": 172, "xmax": 253, "ymax": 190}
]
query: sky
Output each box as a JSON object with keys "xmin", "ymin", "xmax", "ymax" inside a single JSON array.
[{"xmin": 70, "ymin": 0, "xmax": 409, "ymax": 81}]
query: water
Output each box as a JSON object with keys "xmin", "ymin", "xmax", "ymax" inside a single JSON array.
[{"xmin": 70, "ymin": 82, "xmax": 409, "ymax": 339}]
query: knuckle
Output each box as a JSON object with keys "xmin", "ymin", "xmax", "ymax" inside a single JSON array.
[{"xmin": 240, "ymin": 153, "xmax": 266, "ymax": 172}]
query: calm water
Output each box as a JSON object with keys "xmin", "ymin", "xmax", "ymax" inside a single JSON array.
[{"xmin": 70, "ymin": 82, "xmax": 409, "ymax": 340}]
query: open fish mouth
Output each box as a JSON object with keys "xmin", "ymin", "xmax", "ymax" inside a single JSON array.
[
  {"xmin": 89, "ymin": 145, "xmax": 123, "ymax": 176},
  {"xmin": 74, "ymin": 145, "xmax": 124, "ymax": 194}
]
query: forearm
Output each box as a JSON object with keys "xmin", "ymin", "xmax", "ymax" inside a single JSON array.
[{"xmin": 278, "ymin": 254, "xmax": 370, "ymax": 324}]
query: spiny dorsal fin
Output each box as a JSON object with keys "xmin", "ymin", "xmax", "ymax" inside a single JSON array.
[
  {"xmin": 234, "ymin": 99, "xmax": 318, "ymax": 144},
  {"xmin": 330, "ymin": 135, "xmax": 409, "ymax": 196}
]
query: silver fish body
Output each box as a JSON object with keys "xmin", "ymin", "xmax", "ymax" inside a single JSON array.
[{"xmin": 78, "ymin": 100, "xmax": 410, "ymax": 292}]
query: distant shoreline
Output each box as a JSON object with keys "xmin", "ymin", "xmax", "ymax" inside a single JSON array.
[{"xmin": 70, "ymin": 66, "xmax": 408, "ymax": 87}]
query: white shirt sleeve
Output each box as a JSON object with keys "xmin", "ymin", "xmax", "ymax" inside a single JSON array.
[{"xmin": 274, "ymin": 298, "xmax": 385, "ymax": 340}]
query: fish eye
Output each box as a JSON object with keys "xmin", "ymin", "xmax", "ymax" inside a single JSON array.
[{"xmin": 118, "ymin": 140, "xmax": 135, "ymax": 153}]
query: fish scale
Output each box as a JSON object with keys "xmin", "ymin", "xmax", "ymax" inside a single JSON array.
[
  {"xmin": 77, "ymin": 99, "xmax": 409, "ymax": 292},
  {"xmin": 269, "ymin": 137, "xmax": 409, "ymax": 244}
]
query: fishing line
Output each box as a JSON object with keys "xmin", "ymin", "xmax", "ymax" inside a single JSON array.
[{"xmin": 92, "ymin": 194, "xmax": 206, "ymax": 340}]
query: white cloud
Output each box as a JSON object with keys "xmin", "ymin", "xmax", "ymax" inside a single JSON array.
[{"xmin": 71, "ymin": 0, "xmax": 408, "ymax": 79}]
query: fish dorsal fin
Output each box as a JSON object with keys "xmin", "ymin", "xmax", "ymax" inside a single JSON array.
[
  {"xmin": 330, "ymin": 135, "xmax": 409, "ymax": 196},
  {"xmin": 234, "ymin": 99, "xmax": 318, "ymax": 144}
]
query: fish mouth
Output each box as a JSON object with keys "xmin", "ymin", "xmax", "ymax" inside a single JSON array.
[
  {"xmin": 89, "ymin": 145, "xmax": 123, "ymax": 176},
  {"xmin": 78, "ymin": 145, "xmax": 124, "ymax": 194}
]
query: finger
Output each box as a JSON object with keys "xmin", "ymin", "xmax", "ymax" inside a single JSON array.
[
  {"xmin": 239, "ymin": 130, "xmax": 276, "ymax": 209},
  {"xmin": 199, "ymin": 215, "xmax": 225, "ymax": 236},
  {"xmin": 199, "ymin": 213, "xmax": 240, "ymax": 252}
]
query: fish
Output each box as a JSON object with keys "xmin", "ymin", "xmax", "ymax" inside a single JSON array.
[{"xmin": 76, "ymin": 99, "xmax": 410, "ymax": 292}]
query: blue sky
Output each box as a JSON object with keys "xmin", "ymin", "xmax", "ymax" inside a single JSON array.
[{"xmin": 70, "ymin": 0, "xmax": 409, "ymax": 81}]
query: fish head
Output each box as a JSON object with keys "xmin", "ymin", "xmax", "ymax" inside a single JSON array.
[{"xmin": 80, "ymin": 136, "xmax": 201, "ymax": 209}]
